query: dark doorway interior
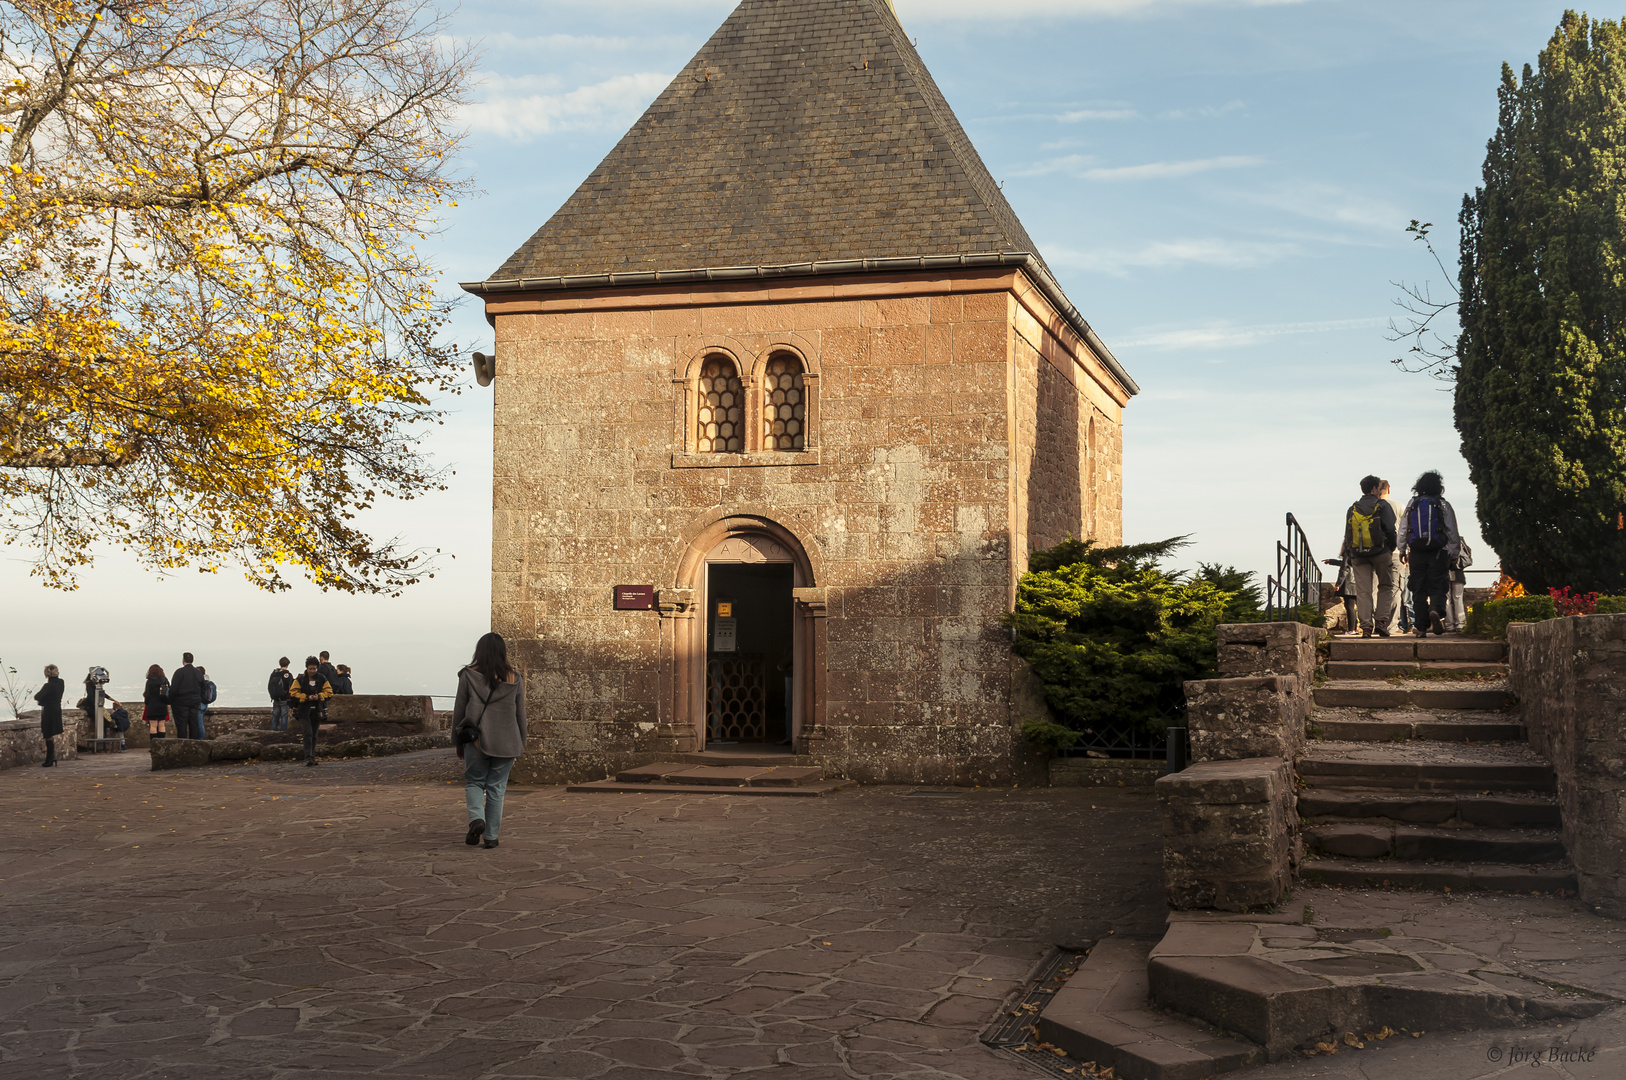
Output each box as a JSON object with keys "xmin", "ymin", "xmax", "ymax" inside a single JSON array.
[{"xmin": 706, "ymin": 562, "xmax": 794, "ymax": 748}]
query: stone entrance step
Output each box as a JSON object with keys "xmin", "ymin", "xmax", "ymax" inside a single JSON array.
[
  {"xmin": 1313, "ymin": 680, "xmax": 1515, "ymax": 711},
  {"xmin": 1300, "ymin": 859, "xmax": 1578, "ymax": 893},
  {"xmin": 1145, "ymin": 908, "xmax": 1606, "ymax": 1060},
  {"xmin": 1298, "ymin": 790, "xmax": 1562, "ymax": 828},
  {"xmin": 1311, "ymin": 712, "xmax": 1524, "ymax": 743},
  {"xmin": 1035, "ymin": 937, "xmax": 1264, "ymax": 1080},
  {"xmin": 567, "ymin": 762, "xmax": 850, "ymax": 796},
  {"xmin": 1304, "ymin": 823, "xmax": 1567, "ymax": 863},
  {"xmin": 1325, "ymin": 660, "xmax": 1508, "ymax": 680},
  {"xmin": 1329, "ymin": 638, "xmax": 1507, "ymax": 662},
  {"xmin": 1299, "ymin": 743, "xmax": 1555, "ymax": 792}
]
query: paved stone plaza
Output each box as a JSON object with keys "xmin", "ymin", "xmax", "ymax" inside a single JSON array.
[
  {"xmin": 2, "ymin": 750, "xmax": 1166, "ymax": 1079},
  {"xmin": 5, "ymin": 750, "xmax": 1625, "ymax": 1079}
]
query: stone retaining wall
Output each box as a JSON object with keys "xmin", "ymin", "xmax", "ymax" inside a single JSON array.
[
  {"xmin": 1509, "ymin": 613, "xmax": 1626, "ymax": 918},
  {"xmin": 1159, "ymin": 622, "xmax": 1318, "ymax": 911}
]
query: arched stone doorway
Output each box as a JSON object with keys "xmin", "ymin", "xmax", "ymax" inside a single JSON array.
[{"xmin": 666, "ymin": 515, "xmax": 825, "ymax": 754}]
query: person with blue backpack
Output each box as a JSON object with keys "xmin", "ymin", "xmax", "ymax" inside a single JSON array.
[{"xmin": 1397, "ymin": 470, "xmax": 1461, "ymax": 637}]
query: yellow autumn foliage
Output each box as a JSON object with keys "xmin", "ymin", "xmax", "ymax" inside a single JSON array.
[{"xmin": 0, "ymin": 0, "xmax": 473, "ymax": 592}]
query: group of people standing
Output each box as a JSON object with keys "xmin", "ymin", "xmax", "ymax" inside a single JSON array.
[
  {"xmin": 33, "ymin": 630, "xmax": 529, "ymax": 856},
  {"xmin": 265, "ymin": 652, "xmax": 352, "ymax": 766},
  {"xmin": 1333, "ymin": 471, "xmax": 1469, "ymax": 638}
]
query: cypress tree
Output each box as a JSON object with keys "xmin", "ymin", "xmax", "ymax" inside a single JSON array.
[{"xmin": 1457, "ymin": 11, "xmax": 1626, "ymax": 593}]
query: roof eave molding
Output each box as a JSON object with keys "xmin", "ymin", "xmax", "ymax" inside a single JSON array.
[{"xmin": 460, "ymin": 252, "xmax": 1138, "ymax": 397}]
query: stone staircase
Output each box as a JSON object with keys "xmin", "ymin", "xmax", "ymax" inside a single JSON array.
[
  {"xmin": 1299, "ymin": 635, "xmax": 1578, "ymax": 894},
  {"xmin": 568, "ymin": 755, "xmax": 850, "ymax": 796}
]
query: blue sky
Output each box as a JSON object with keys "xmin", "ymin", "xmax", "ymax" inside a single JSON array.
[{"xmin": 1, "ymin": 0, "xmax": 1581, "ymax": 705}]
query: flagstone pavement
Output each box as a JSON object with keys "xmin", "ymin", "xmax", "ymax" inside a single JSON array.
[
  {"xmin": 9, "ymin": 750, "xmax": 1626, "ymax": 1080},
  {"xmin": 1, "ymin": 749, "xmax": 1166, "ymax": 1080}
]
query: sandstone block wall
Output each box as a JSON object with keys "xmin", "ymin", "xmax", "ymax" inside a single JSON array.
[
  {"xmin": 1509, "ymin": 614, "xmax": 1626, "ymax": 917},
  {"xmin": 1158, "ymin": 758, "xmax": 1296, "ymax": 911},
  {"xmin": 488, "ymin": 269, "xmax": 1128, "ymax": 784},
  {"xmin": 1183, "ymin": 676, "xmax": 1305, "ymax": 763},
  {"xmin": 1165, "ymin": 622, "xmax": 1318, "ymax": 910}
]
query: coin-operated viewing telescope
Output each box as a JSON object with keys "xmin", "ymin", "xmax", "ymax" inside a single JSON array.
[{"xmin": 85, "ymin": 666, "xmax": 110, "ymax": 740}]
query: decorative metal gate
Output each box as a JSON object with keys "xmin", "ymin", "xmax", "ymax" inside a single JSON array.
[{"xmin": 707, "ymin": 653, "xmax": 767, "ymax": 742}]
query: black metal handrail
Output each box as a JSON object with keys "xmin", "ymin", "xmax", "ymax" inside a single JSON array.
[{"xmin": 1266, "ymin": 512, "xmax": 1322, "ymax": 622}]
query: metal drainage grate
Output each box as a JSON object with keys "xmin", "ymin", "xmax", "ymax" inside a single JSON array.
[{"xmin": 983, "ymin": 946, "xmax": 1106, "ymax": 1077}]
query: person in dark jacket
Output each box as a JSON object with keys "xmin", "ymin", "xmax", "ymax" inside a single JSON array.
[
  {"xmin": 453, "ymin": 633, "xmax": 527, "ymax": 850},
  {"xmin": 288, "ymin": 656, "xmax": 332, "ymax": 766},
  {"xmin": 168, "ymin": 653, "xmax": 204, "ymax": 739},
  {"xmin": 332, "ymin": 665, "xmax": 354, "ymax": 695},
  {"xmin": 318, "ymin": 651, "xmax": 339, "ymax": 720},
  {"xmin": 1341, "ymin": 475, "xmax": 1399, "ymax": 638},
  {"xmin": 1397, "ymin": 470, "xmax": 1462, "ymax": 637},
  {"xmin": 142, "ymin": 664, "xmax": 170, "ymax": 739},
  {"xmin": 268, "ymin": 658, "xmax": 294, "ymax": 732},
  {"xmin": 34, "ymin": 664, "xmax": 64, "ymax": 767}
]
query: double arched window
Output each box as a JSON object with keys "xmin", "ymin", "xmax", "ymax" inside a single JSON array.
[{"xmin": 684, "ymin": 346, "xmax": 817, "ymax": 458}]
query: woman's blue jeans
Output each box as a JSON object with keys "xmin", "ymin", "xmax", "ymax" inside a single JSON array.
[{"xmin": 463, "ymin": 744, "xmax": 515, "ymax": 840}]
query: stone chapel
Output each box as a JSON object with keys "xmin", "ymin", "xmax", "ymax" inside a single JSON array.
[{"xmin": 463, "ymin": 0, "xmax": 1138, "ymax": 785}]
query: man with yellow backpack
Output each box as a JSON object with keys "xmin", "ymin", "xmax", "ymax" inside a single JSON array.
[{"xmin": 1342, "ymin": 475, "xmax": 1399, "ymax": 638}]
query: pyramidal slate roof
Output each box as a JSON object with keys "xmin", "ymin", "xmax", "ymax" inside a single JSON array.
[{"xmin": 466, "ymin": 0, "xmax": 1134, "ymax": 393}]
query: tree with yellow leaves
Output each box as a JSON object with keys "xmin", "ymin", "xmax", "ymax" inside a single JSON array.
[{"xmin": 0, "ymin": 0, "xmax": 474, "ymax": 592}]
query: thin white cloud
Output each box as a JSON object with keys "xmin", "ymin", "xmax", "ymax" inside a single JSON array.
[
  {"xmin": 463, "ymin": 72, "xmax": 672, "ymax": 141},
  {"xmin": 1051, "ymin": 238, "xmax": 1299, "ymax": 273},
  {"xmin": 1231, "ymin": 181, "xmax": 1403, "ymax": 232},
  {"xmin": 1059, "ymin": 108, "xmax": 1141, "ymax": 122},
  {"xmin": 1013, "ymin": 153, "xmax": 1262, "ymax": 180},
  {"xmin": 1117, "ymin": 317, "xmax": 1387, "ymax": 350},
  {"xmin": 1163, "ymin": 100, "xmax": 1248, "ymax": 120},
  {"xmin": 895, "ymin": 0, "xmax": 1309, "ymax": 18},
  {"xmin": 1084, "ymin": 155, "xmax": 1263, "ymax": 180}
]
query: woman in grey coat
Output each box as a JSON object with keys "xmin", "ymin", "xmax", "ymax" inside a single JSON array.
[{"xmin": 453, "ymin": 632, "xmax": 527, "ymax": 849}]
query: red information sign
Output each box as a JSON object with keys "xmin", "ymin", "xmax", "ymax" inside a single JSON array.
[{"xmin": 614, "ymin": 584, "xmax": 655, "ymax": 611}]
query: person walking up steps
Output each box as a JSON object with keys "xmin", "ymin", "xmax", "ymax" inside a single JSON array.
[
  {"xmin": 1398, "ymin": 470, "xmax": 1461, "ymax": 637},
  {"xmin": 454, "ymin": 632, "xmax": 527, "ymax": 850},
  {"xmin": 288, "ymin": 657, "xmax": 332, "ymax": 766},
  {"xmin": 1342, "ymin": 475, "xmax": 1399, "ymax": 638}
]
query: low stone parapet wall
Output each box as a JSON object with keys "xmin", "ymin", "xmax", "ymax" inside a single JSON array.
[
  {"xmin": 327, "ymin": 695, "xmax": 437, "ymax": 733},
  {"xmin": 1509, "ymin": 613, "xmax": 1626, "ymax": 917},
  {"xmin": 1049, "ymin": 757, "xmax": 1162, "ymax": 787},
  {"xmin": 1157, "ymin": 758, "xmax": 1297, "ymax": 911},
  {"xmin": 149, "ymin": 731, "xmax": 452, "ymax": 770},
  {"xmin": 0, "ymin": 717, "xmax": 85, "ymax": 770}
]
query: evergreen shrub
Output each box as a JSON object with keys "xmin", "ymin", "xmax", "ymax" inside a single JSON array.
[
  {"xmin": 1008, "ymin": 537, "xmax": 1261, "ymax": 742},
  {"xmin": 1464, "ymin": 595, "xmax": 1557, "ymax": 637}
]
